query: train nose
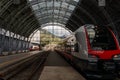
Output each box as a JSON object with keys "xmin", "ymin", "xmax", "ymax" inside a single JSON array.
[
  {"xmin": 98, "ymin": 60, "xmax": 116, "ymax": 71},
  {"xmin": 103, "ymin": 62, "xmax": 115, "ymax": 71}
]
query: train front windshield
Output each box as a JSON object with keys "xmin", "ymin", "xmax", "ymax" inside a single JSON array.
[{"xmin": 86, "ymin": 26, "xmax": 117, "ymax": 50}]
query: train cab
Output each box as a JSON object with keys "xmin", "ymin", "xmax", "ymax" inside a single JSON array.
[{"xmin": 72, "ymin": 25, "xmax": 120, "ymax": 78}]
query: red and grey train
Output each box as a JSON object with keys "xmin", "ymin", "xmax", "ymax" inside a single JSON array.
[{"xmin": 58, "ymin": 25, "xmax": 120, "ymax": 79}]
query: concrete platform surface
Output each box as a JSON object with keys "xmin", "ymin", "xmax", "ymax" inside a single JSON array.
[
  {"xmin": 39, "ymin": 66, "xmax": 86, "ymax": 80},
  {"xmin": 0, "ymin": 51, "xmax": 42, "ymax": 68},
  {"xmin": 44, "ymin": 51, "xmax": 70, "ymax": 66}
]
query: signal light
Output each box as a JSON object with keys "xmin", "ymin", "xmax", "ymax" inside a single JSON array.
[
  {"xmin": 113, "ymin": 54, "xmax": 120, "ymax": 60},
  {"xmin": 88, "ymin": 54, "xmax": 98, "ymax": 62}
]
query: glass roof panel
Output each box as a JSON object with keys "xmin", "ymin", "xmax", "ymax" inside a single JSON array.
[
  {"xmin": 47, "ymin": 1, "xmax": 53, "ymax": 7},
  {"xmin": 32, "ymin": 4, "xmax": 39, "ymax": 10},
  {"xmin": 48, "ymin": 10, "xmax": 53, "ymax": 13},
  {"xmin": 54, "ymin": 10, "xmax": 59, "ymax": 13},
  {"xmin": 69, "ymin": 5, "xmax": 75, "ymax": 10},
  {"xmin": 37, "ymin": 13, "xmax": 70, "ymax": 19},
  {"xmin": 73, "ymin": 0, "xmax": 79, "ymax": 2},
  {"xmin": 39, "ymin": 2, "xmax": 46, "ymax": 8},
  {"xmin": 59, "ymin": 11, "xmax": 66, "ymax": 15},
  {"xmin": 41, "ymin": 11, "xmax": 47, "ymax": 14},
  {"xmin": 28, "ymin": 0, "xmax": 78, "ymax": 25},
  {"xmin": 34, "ymin": 11, "xmax": 41, "ymax": 16},
  {"xmin": 54, "ymin": 2, "xmax": 61, "ymax": 7},
  {"xmin": 34, "ymin": 7, "xmax": 73, "ymax": 13},
  {"xmin": 62, "ymin": 2, "xmax": 69, "ymax": 9},
  {"xmin": 66, "ymin": 12, "xmax": 71, "ymax": 16}
]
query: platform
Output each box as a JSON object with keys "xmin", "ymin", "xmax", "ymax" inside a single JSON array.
[
  {"xmin": 0, "ymin": 51, "xmax": 42, "ymax": 68},
  {"xmin": 44, "ymin": 51, "xmax": 70, "ymax": 66},
  {"xmin": 39, "ymin": 51, "xmax": 86, "ymax": 80}
]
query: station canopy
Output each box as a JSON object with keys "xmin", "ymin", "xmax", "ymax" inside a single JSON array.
[
  {"xmin": 0, "ymin": 0, "xmax": 120, "ymax": 38},
  {"xmin": 29, "ymin": 0, "xmax": 79, "ymax": 26}
]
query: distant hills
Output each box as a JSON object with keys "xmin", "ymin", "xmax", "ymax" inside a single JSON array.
[
  {"xmin": 41, "ymin": 29, "xmax": 66, "ymax": 39},
  {"xmin": 40, "ymin": 29, "xmax": 64, "ymax": 46}
]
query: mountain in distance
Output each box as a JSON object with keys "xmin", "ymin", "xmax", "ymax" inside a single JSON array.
[{"xmin": 41, "ymin": 29, "xmax": 66, "ymax": 39}]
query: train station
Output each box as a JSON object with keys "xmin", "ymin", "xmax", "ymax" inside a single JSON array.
[{"xmin": 0, "ymin": 0, "xmax": 120, "ymax": 80}]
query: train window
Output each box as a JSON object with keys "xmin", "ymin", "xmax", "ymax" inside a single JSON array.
[
  {"xmin": 86, "ymin": 27, "xmax": 117, "ymax": 50},
  {"xmin": 87, "ymin": 28, "xmax": 95, "ymax": 43}
]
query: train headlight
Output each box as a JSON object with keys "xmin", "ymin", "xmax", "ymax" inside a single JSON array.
[
  {"xmin": 88, "ymin": 54, "xmax": 98, "ymax": 62},
  {"xmin": 113, "ymin": 54, "xmax": 120, "ymax": 60}
]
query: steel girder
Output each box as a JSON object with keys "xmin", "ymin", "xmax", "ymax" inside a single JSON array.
[
  {"xmin": 0, "ymin": 0, "xmax": 39, "ymax": 38},
  {"xmin": 0, "ymin": 0, "xmax": 13, "ymax": 16},
  {"xmin": 15, "ymin": 14, "xmax": 34, "ymax": 33},
  {"xmin": 25, "ymin": 23, "xmax": 39, "ymax": 37},
  {"xmin": 6, "ymin": 5, "xmax": 29, "ymax": 28},
  {"xmin": 20, "ymin": 19, "xmax": 39, "ymax": 36}
]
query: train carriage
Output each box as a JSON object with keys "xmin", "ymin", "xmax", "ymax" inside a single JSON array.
[{"xmin": 61, "ymin": 25, "xmax": 120, "ymax": 79}]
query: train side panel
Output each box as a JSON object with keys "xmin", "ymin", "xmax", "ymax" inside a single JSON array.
[{"xmin": 73, "ymin": 26, "xmax": 88, "ymax": 60}]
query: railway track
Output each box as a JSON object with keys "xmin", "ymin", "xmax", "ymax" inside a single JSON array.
[{"xmin": 0, "ymin": 51, "xmax": 49, "ymax": 80}]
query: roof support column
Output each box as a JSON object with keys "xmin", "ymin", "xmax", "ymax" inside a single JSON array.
[
  {"xmin": 19, "ymin": 36, "xmax": 24, "ymax": 53},
  {"xmin": 0, "ymin": 30, "xmax": 8, "ymax": 55},
  {"xmin": 9, "ymin": 33, "xmax": 18, "ymax": 54},
  {"xmin": 21, "ymin": 37, "xmax": 26, "ymax": 52},
  {"xmin": 24, "ymin": 38, "xmax": 29, "ymax": 52},
  {"xmin": 8, "ymin": 31, "xmax": 12, "ymax": 54},
  {"xmin": 0, "ymin": 28, "xmax": 2, "ymax": 55},
  {"xmin": 15, "ymin": 35, "xmax": 21, "ymax": 53}
]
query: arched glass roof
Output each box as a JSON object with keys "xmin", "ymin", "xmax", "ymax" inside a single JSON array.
[
  {"xmin": 28, "ymin": 0, "xmax": 79, "ymax": 25},
  {"xmin": 1, "ymin": 0, "xmax": 120, "ymax": 38}
]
